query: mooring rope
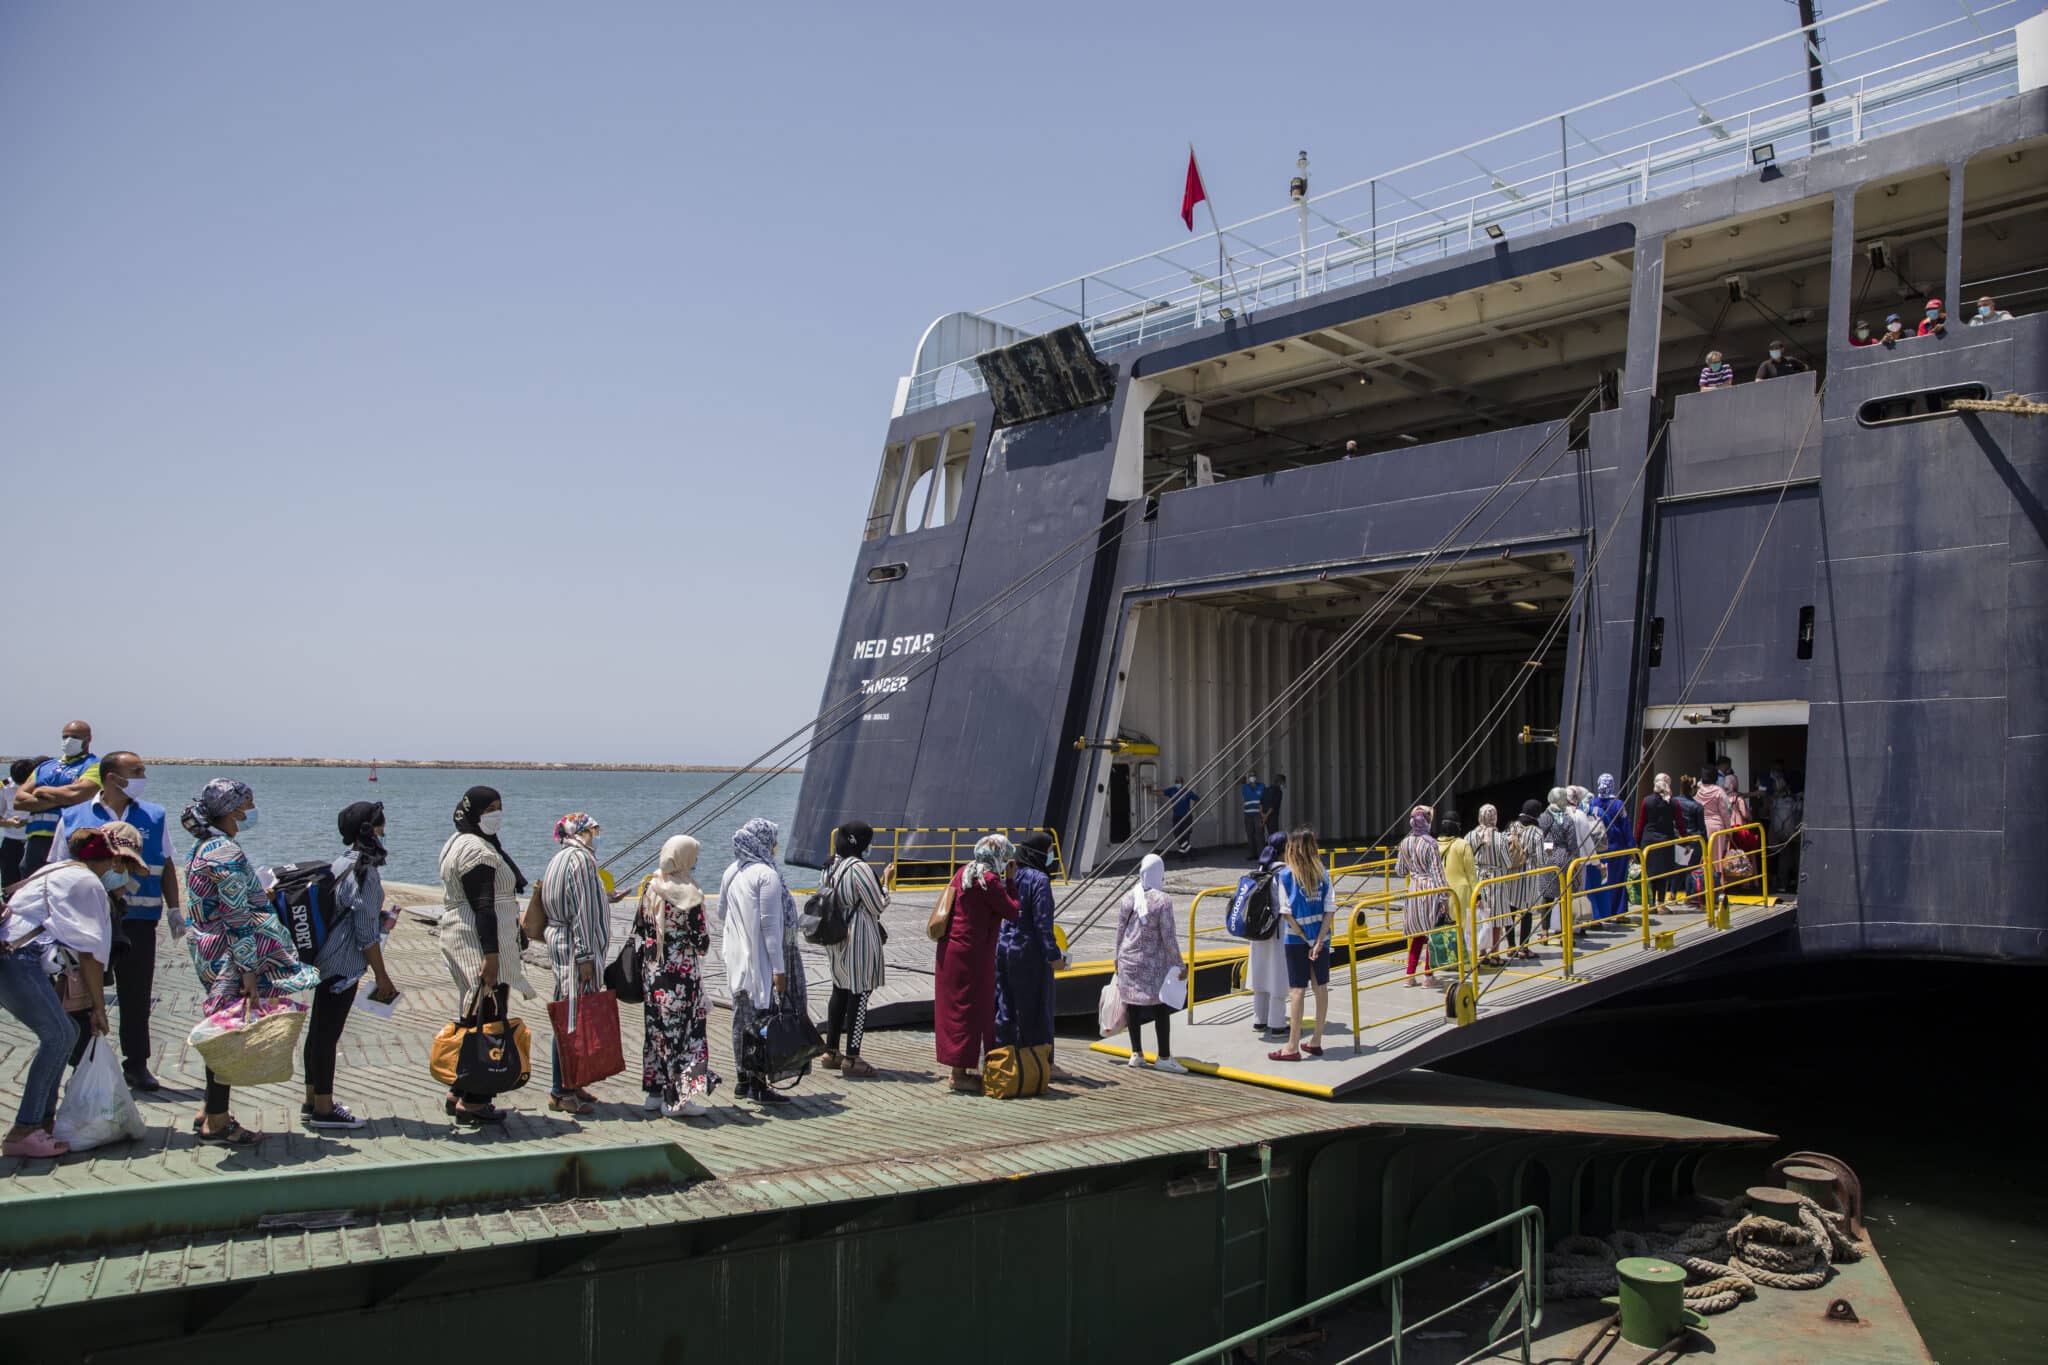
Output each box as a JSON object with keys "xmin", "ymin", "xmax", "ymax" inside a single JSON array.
[{"xmin": 1542, "ymin": 1191, "xmax": 1861, "ymax": 1316}]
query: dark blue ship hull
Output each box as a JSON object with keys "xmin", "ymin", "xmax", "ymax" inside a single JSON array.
[{"xmin": 796, "ymin": 89, "xmax": 2048, "ymax": 965}]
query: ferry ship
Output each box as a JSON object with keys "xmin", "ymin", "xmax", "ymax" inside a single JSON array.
[{"xmin": 794, "ymin": 3, "xmax": 2048, "ymax": 975}]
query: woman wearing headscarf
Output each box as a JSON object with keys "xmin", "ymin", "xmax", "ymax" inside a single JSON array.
[
  {"xmin": 0, "ymin": 825, "xmax": 140, "ymax": 1158},
  {"xmin": 1694, "ymin": 770, "xmax": 1735, "ymax": 909},
  {"xmin": 181, "ymin": 779, "xmax": 322, "ymax": 1145},
  {"xmin": 1674, "ymin": 776, "xmax": 1708, "ymax": 907},
  {"xmin": 931, "ymin": 834, "xmax": 1019, "ymax": 1092},
  {"xmin": 436, "ymin": 785, "xmax": 530, "ymax": 1125},
  {"xmin": 1247, "ymin": 831, "xmax": 1292, "ymax": 1035},
  {"xmin": 1505, "ymin": 800, "xmax": 1547, "ymax": 960},
  {"xmin": 1267, "ymin": 829, "xmax": 1332, "ymax": 1062},
  {"xmin": 304, "ymin": 801, "xmax": 399, "ymax": 1130},
  {"xmin": 1588, "ymin": 774, "xmax": 1634, "ymax": 923},
  {"xmin": 541, "ymin": 812, "xmax": 613, "ymax": 1116},
  {"xmin": 822, "ymin": 821, "xmax": 890, "ymax": 1078},
  {"xmin": 636, "ymin": 835, "xmax": 718, "ymax": 1117},
  {"xmin": 1116, "ymin": 853, "xmax": 1187, "ymax": 1072},
  {"xmin": 1537, "ymin": 787, "xmax": 1579, "ymax": 936},
  {"xmin": 1395, "ymin": 806, "xmax": 1449, "ymax": 988},
  {"xmin": 1638, "ymin": 774, "xmax": 1682, "ymax": 906},
  {"xmin": 1467, "ymin": 805, "xmax": 1514, "ymax": 965},
  {"xmin": 993, "ymin": 830, "xmax": 1064, "ymax": 1066},
  {"xmin": 1437, "ymin": 812, "xmax": 1477, "ymax": 974},
  {"xmin": 716, "ymin": 817, "xmax": 807, "ymax": 1105}
]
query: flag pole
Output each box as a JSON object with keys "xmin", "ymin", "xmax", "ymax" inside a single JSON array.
[{"xmin": 1190, "ymin": 144, "xmax": 1242, "ymax": 315}]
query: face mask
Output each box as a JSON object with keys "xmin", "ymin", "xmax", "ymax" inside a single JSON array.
[
  {"xmin": 1926, "ymin": 309, "xmax": 1939, "ymax": 318},
  {"xmin": 120, "ymin": 776, "xmax": 148, "ymax": 802},
  {"xmin": 478, "ymin": 810, "xmax": 503, "ymax": 836},
  {"xmin": 239, "ymin": 808, "xmax": 260, "ymax": 830},
  {"xmin": 60, "ymin": 737, "xmax": 85, "ymax": 758},
  {"xmin": 1856, "ymin": 328, "xmax": 1869, "ymax": 339},
  {"xmin": 100, "ymin": 869, "xmax": 132, "ymax": 892},
  {"xmin": 1769, "ymin": 349, "xmax": 1783, "ymax": 359},
  {"xmin": 1979, "ymin": 306, "xmax": 1991, "ymax": 317}
]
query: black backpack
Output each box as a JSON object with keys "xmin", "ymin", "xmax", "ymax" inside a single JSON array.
[
  {"xmin": 800, "ymin": 862, "xmax": 850, "ymax": 946},
  {"xmin": 267, "ymin": 860, "xmax": 343, "ymax": 965}
]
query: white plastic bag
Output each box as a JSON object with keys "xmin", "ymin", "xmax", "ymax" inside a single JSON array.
[
  {"xmin": 53, "ymin": 1038, "xmax": 146, "ymax": 1151},
  {"xmin": 1097, "ymin": 980, "xmax": 1127, "ymax": 1037}
]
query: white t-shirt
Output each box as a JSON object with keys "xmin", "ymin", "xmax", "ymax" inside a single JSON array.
[
  {"xmin": 0, "ymin": 781, "xmax": 23, "ymax": 840},
  {"xmin": 1, "ymin": 861, "xmax": 115, "ymax": 971}
]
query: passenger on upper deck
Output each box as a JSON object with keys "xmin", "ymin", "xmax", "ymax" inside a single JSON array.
[
  {"xmin": 1698, "ymin": 352, "xmax": 1735, "ymax": 391},
  {"xmin": 1969, "ymin": 296, "xmax": 2014, "ymax": 325},
  {"xmin": 1850, "ymin": 319, "xmax": 1880, "ymax": 347},
  {"xmin": 1881, "ymin": 314, "xmax": 1907, "ymax": 348},
  {"xmin": 1756, "ymin": 342, "xmax": 1808, "ymax": 381},
  {"xmin": 1917, "ymin": 299, "xmax": 1948, "ymax": 338}
]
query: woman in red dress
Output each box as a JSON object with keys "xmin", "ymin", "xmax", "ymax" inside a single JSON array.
[{"xmin": 932, "ymin": 834, "xmax": 1020, "ymax": 1092}]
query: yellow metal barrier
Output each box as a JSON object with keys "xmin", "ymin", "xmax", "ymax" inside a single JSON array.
[
  {"xmin": 832, "ymin": 825, "xmax": 1068, "ymax": 889},
  {"xmin": 1628, "ymin": 831, "xmax": 1710, "ymax": 929},
  {"xmin": 1343, "ymin": 882, "xmax": 1467, "ymax": 1043},
  {"xmin": 1706, "ymin": 822, "xmax": 1770, "ymax": 927}
]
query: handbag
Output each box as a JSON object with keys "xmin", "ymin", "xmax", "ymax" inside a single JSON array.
[
  {"xmin": 925, "ymin": 874, "xmax": 959, "ymax": 942},
  {"xmin": 742, "ymin": 994, "xmax": 825, "ymax": 1086},
  {"xmin": 190, "ymin": 997, "xmax": 306, "ymax": 1087},
  {"xmin": 982, "ymin": 1043, "xmax": 1052, "ymax": 1099},
  {"xmin": 1674, "ymin": 843, "xmax": 1697, "ymax": 867},
  {"xmin": 603, "ymin": 915, "xmax": 645, "ymax": 1004},
  {"xmin": 519, "ymin": 882, "xmax": 548, "ymax": 941},
  {"xmin": 430, "ymin": 983, "xmax": 533, "ymax": 1095},
  {"xmin": 548, "ymin": 987, "xmax": 625, "ymax": 1091}
]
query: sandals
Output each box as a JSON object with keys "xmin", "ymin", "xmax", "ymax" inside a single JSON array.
[
  {"xmin": 1266, "ymin": 1049, "xmax": 1303, "ymax": 1063},
  {"xmin": 843, "ymin": 1057, "xmax": 877, "ymax": 1078},
  {"xmin": 548, "ymin": 1094, "xmax": 596, "ymax": 1116},
  {"xmin": 197, "ymin": 1118, "xmax": 260, "ymax": 1147},
  {"xmin": 819, "ymin": 1050, "xmax": 844, "ymax": 1071},
  {"xmin": 1301, "ymin": 1043, "xmax": 1325, "ymax": 1056}
]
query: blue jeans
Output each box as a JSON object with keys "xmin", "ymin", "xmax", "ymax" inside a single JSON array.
[{"xmin": 0, "ymin": 952, "xmax": 77, "ymax": 1128}]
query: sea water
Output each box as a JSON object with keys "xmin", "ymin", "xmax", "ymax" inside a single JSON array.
[{"xmin": 145, "ymin": 763, "xmax": 806, "ymax": 894}]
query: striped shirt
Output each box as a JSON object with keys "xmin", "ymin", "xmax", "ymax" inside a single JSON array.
[
  {"xmin": 541, "ymin": 842, "xmax": 612, "ymax": 1030},
  {"xmin": 1698, "ymin": 362, "xmax": 1734, "ymax": 390},
  {"xmin": 825, "ymin": 855, "xmax": 888, "ymax": 993}
]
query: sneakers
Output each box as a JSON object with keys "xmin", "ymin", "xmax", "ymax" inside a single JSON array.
[
  {"xmin": 1153, "ymin": 1058, "xmax": 1189, "ymax": 1075},
  {"xmin": 303, "ymin": 1102, "xmax": 366, "ymax": 1130},
  {"xmin": 663, "ymin": 1098, "xmax": 709, "ymax": 1119},
  {"xmin": 753, "ymin": 1086, "xmax": 791, "ymax": 1106},
  {"xmin": 2, "ymin": 1129, "xmax": 69, "ymax": 1159},
  {"xmin": 642, "ymin": 1091, "xmax": 663, "ymax": 1112},
  {"xmin": 1126, "ymin": 1054, "xmax": 1150, "ymax": 1069}
]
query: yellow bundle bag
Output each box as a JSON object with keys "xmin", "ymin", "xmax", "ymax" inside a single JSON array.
[{"xmin": 981, "ymin": 1043, "xmax": 1053, "ymax": 1099}]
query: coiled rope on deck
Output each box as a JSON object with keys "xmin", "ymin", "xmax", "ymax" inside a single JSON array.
[{"xmin": 1543, "ymin": 1191, "xmax": 1861, "ymax": 1316}]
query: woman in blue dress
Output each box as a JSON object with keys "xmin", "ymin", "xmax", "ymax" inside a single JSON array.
[
  {"xmin": 1587, "ymin": 773, "xmax": 1634, "ymax": 921},
  {"xmin": 993, "ymin": 832, "xmax": 1066, "ymax": 1056}
]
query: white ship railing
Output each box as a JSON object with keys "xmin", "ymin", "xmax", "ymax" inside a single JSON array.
[{"xmin": 903, "ymin": 1, "xmax": 2025, "ymax": 415}]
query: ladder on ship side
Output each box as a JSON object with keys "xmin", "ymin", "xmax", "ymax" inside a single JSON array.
[{"xmin": 1211, "ymin": 1144, "xmax": 1275, "ymax": 1353}]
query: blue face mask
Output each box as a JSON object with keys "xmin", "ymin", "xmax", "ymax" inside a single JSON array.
[
  {"xmin": 239, "ymin": 808, "xmax": 260, "ymax": 830},
  {"xmin": 100, "ymin": 869, "xmax": 132, "ymax": 892}
]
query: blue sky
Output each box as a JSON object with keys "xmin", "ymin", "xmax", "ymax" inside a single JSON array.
[{"xmin": 0, "ymin": 1, "xmax": 1942, "ymax": 764}]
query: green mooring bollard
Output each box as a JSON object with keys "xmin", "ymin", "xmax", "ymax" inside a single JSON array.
[{"xmin": 1614, "ymin": 1257, "xmax": 1689, "ymax": 1348}]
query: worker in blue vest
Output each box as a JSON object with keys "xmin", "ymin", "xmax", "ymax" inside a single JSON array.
[
  {"xmin": 48, "ymin": 751, "xmax": 182, "ymax": 1091},
  {"xmin": 1240, "ymin": 773, "xmax": 1266, "ymax": 860},
  {"xmin": 1157, "ymin": 778, "xmax": 1199, "ymax": 855},
  {"xmin": 11, "ymin": 720, "xmax": 102, "ymax": 880}
]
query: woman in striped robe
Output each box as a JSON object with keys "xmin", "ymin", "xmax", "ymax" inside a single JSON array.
[
  {"xmin": 1467, "ymin": 804, "xmax": 1515, "ymax": 965},
  {"xmin": 541, "ymin": 811, "xmax": 615, "ymax": 1116},
  {"xmin": 822, "ymin": 822, "xmax": 889, "ymax": 1078}
]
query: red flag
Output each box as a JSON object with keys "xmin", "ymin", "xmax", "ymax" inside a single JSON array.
[{"xmin": 1180, "ymin": 150, "xmax": 1207, "ymax": 231}]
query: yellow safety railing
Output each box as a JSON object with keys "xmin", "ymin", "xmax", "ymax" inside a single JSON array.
[
  {"xmin": 1628, "ymin": 831, "xmax": 1711, "ymax": 928},
  {"xmin": 832, "ymin": 825, "xmax": 1068, "ymax": 889},
  {"xmin": 1462, "ymin": 863, "xmax": 1572, "ymax": 974},
  {"xmin": 1183, "ymin": 882, "xmax": 1244, "ymax": 1024},
  {"xmin": 1705, "ymin": 822, "xmax": 1771, "ymax": 927},
  {"xmin": 1344, "ymin": 883, "xmax": 1468, "ymax": 1042}
]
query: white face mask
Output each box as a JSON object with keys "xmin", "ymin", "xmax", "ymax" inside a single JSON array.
[
  {"xmin": 477, "ymin": 810, "xmax": 504, "ymax": 836},
  {"xmin": 61, "ymin": 737, "xmax": 86, "ymax": 758},
  {"xmin": 119, "ymin": 776, "xmax": 148, "ymax": 802}
]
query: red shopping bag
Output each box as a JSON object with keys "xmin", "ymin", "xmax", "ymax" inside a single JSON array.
[{"xmin": 547, "ymin": 988, "xmax": 626, "ymax": 1091}]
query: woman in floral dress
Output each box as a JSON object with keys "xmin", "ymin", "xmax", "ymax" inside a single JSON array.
[
  {"xmin": 181, "ymin": 778, "xmax": 321, "ymax": 1146},
  {"xmin": 637, "ymin": 834, "xmax": 719, "ymax": 1118}
]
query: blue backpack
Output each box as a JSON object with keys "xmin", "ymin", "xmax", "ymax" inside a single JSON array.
[{"xmin": 1226, "ymin": 871, "xmax": 1279, "ymax": 941}]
